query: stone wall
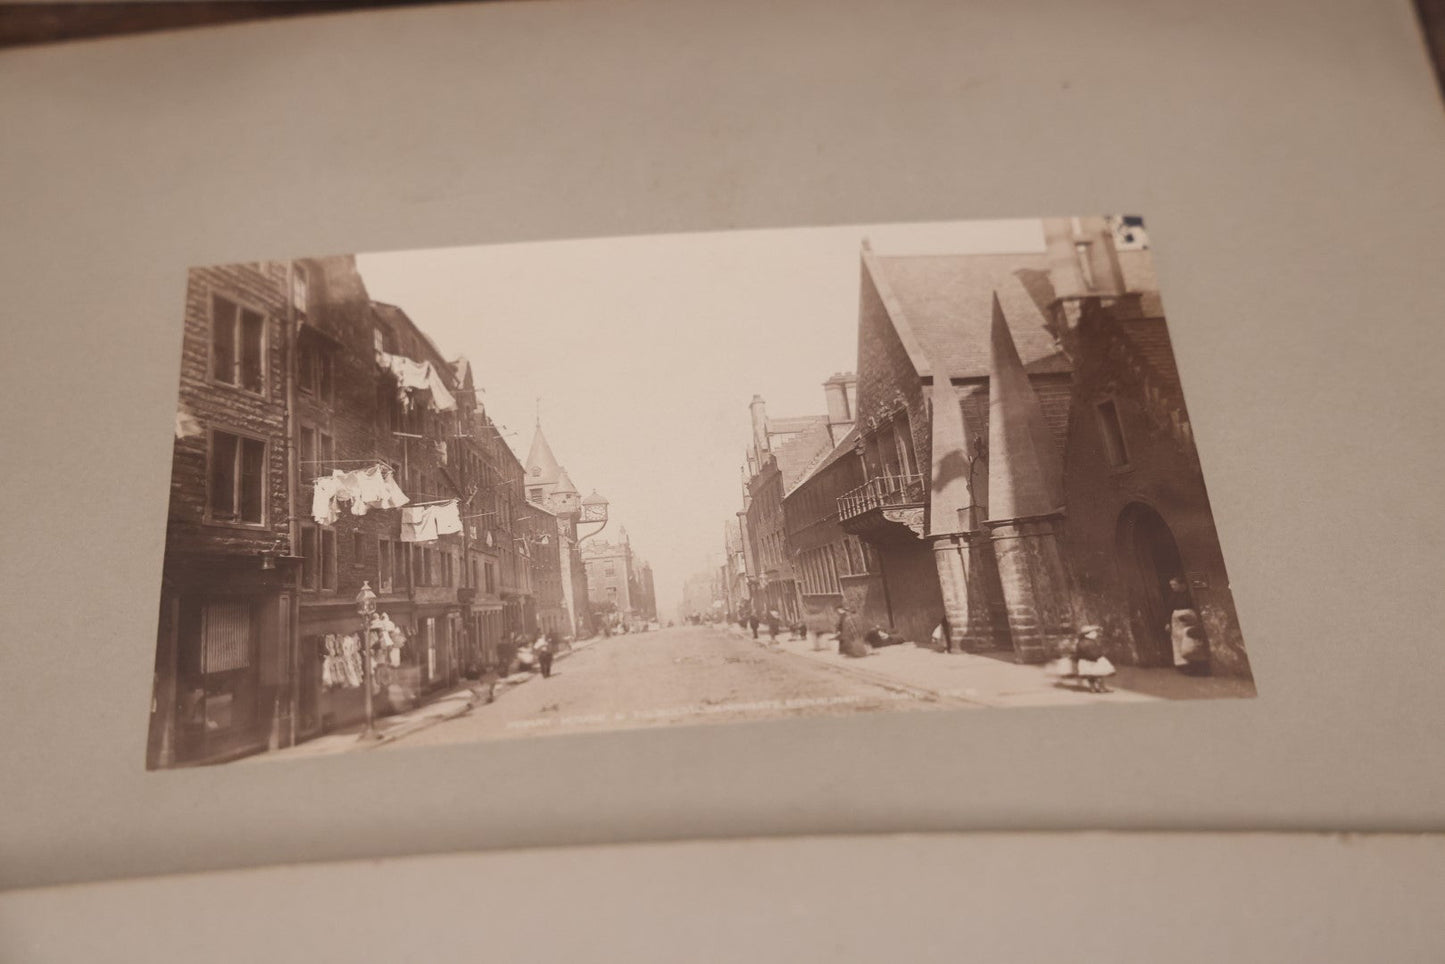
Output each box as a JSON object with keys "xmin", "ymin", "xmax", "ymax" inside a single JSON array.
[{"xmin": 1059, "ymin": 311, "xmax": 1252, "ymax": 677}]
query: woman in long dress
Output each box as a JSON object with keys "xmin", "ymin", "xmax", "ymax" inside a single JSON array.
[{"xmin": 1165, "ymin": 576, "xmax": 1212, "ymax": 676}]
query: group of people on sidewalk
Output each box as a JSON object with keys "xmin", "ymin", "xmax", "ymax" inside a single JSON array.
[{"xmin": 739, "ymin": 571, "xmax": 1212, "ymax": 688}]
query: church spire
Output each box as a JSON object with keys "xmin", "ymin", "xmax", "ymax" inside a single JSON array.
[
  {"xmin": 525, "ymin": 421, "xmax": 562, "ymax": 485},
  {"xmin": 986, "ymin": 292, "xmax": 1064, "ymax": 521}
]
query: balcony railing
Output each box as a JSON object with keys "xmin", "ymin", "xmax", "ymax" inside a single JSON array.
[{"xmin": 837, "ymin": 473, "xmax": 926, "ymax": 521}]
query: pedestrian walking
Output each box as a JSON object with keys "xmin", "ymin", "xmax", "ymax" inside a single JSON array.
[
  {"xmin": 748, "ymin": 610, "xmax": 760, "ymax": 639},
  {"xmin": 1074, "ymin": 625, "xmax": 1115, "ymax": 692},
  {"xmin": 534, "ymin": 635, "xmax": 554, "ymax": 679},
  {"xmin": 1045, "ymin": 625, "xmax": 1115, "ymax": 692},
  {"xmin": 766, "ymin": 609, "xmax": 781, "ymax": 643}
]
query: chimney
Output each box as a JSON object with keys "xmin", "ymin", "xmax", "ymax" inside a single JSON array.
[
  {"xmin": 749, "ymin": 394, "xmax": 770, "ymax": 459},
  {"xmin": 822, "ymin": 372, "xmax": 856, "ymax": 428},
  {"xmin": 1042, "ymin": 216, "xmax": 1125, "ymax": 302}
]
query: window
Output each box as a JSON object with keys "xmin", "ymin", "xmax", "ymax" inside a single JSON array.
[
  {"xmin": 484, "ymin": 562, "xmax": 496, "ymax": 594},
  {"xmin": 300, "ymin": 526, "xmax": 336, "ymax": 591},
  {"xmin": 1096, "ymin": 399, "xmax": 1130, "ymax": 468},
  {"xmin": 300, "ymin": 527, "xmax": 318, "ymax": 590},
  {"xmin": 352, "ymin": 531, "xmax": 365, "ymax": 565},
  {"xmin": 201, "ymin": 601, "xmax": 253, "ymax": 674},
  {"xmin": 300, "ymin": 426, "xmax": 316, "ymax": 469},
  {"xmin": 298, "ymin": 342, "xmax": 334, "ymax": 403},
  {"xmin": 292, "ymin": 263, "xmax": 309, "ymax": 319},
  {"xmin": 208, "ymin": 429, "xmax": 266, "ymax": 525},
  {"xmin": 378, "ymin": 540, "xmax": 394, "ymax": 593},
  {"xmin": 320, "ymin": 529, "xmax": 337, "ymax": 591},
  {"xmin": 300, "ymin": 426, "xmax": 333, "ymax": 475},
  {"xmin": 211, "ymin": 294, "xmax": 266, "ymax": 393}
]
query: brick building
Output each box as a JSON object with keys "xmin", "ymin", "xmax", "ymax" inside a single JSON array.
[{"xmin": 840, "ymin": 218, "xmax": 1250, "ymax": 676}]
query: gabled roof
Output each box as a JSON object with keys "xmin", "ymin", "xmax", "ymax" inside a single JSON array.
[
  {"xmin": 582, "ymin": 490, "xmax": 607, "ymax": 505},
  {"xmin": 775, "ymin": 418, "xmax": 838, "ymax": 495},
  {"xmin": 804, "ymin": 422, "xmax": 861, "ymax": 482},
  {"xmin": 525, "ymin": 423, "xmax": 561, "ymax": 485},
  {"xmin": 864, "ymin": 251, "xmax": 1070, "ymax": 380}
]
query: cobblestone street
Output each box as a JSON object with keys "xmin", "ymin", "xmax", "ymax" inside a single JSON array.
[{"xmin": 384, "ymin": 624, "xmax": 973, "ymax": 749}]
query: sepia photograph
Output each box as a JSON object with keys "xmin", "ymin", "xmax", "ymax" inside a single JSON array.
[{"xmin": 147, "ymin": 215, "xmax": 1254, "ymax": 770}]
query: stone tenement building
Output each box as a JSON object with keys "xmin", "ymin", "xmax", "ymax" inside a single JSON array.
[
  {"xmin": 740, "ymin": 377, "xmax": 855, "ymax": 625},
  {"xmin": 148, "ymin": 255, "xmax": 557, "ymax": 769},
  {"xmin": 582, "ymin": 528, "xmax": 648, "ymax": 621},
  {"xmin": 151, "ymin": 260, "xmax": 299, "ymax": 768},
  {"xmin": 522, "ymin": 421, "xmax": 593, "ymax": 638},
  {"xmin": 839, "ymin": 218, "xmax": 1250, "ymax": 676}
]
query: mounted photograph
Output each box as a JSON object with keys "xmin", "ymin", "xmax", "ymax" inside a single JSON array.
[{"xmin": 146, "ymin": 215, "xmax": 1254, "ymax": 770}]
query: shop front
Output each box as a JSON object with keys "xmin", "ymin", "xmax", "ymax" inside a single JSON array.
[{"xmin": 148, "ymin": 551, "xmax": 298, "ymax": 769}]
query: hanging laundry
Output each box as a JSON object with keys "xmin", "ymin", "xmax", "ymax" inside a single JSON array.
[
  {"xmin": 376, "ymin": 351, "xmax": 457, "ymax": 413},
  {"xmin": 435, "ymin": 439, "xmax": 449, "ymax": 464},
  {"xmin": 433, "ymin": 500, "xmax": 463, "ymax": 536},
  {"xmin": 424, "ymin": 366, "xmax": 457, "ymax": 412},
  {"xmin": 377, "ymin": 466, "xmax": 410, "ymax": 510},
  {"xmin": 339, "ymin": 634, "xmax": 364, "ymax": 688},
  {"xmin": 310, "ymin": 464, "xmax": 410, "ymax": 523},
  {"xmin": 400, "ymin": 504, "xmax": 440, "ymax": 543},
  {"xmin": 350, "ymin": 466, "xmax": 389, "ymax": 516},
  {"xmin": 312, "ymin": 476, "xmax": 345, "ymax": 525}
]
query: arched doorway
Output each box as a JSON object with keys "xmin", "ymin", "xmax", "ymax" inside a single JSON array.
[{"xmin": 1115, "ymin": 502, "xmax": 1185, "ymax": 667}]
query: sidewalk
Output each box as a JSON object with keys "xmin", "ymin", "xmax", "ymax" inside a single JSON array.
[
  {"xmin": 249, "ymin": 635, "xmax": 604, "ymax": 762},
  {"xmin": 725, "ymin": 623, "xmax": 1254, "ymax": 709}
]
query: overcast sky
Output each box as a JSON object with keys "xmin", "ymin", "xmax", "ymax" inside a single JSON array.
[{"xmin": 356, "ymin": 218, "xmax": 1045, "ymax": 619}]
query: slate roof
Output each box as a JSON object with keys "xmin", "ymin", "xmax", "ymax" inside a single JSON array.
[
  {"xmin": 775, "ymin": 418, "xmax": 840, "ymax": 495},
  {"xmin": 865, "ymin": 251, "xmax": 1072, "ymax": 380},
  {"xmin": 553, "ymin": 466, "xmax": 579, "ymax": 496},
  {"xmin": 790, "ymin": 422, "xmax": 860, "ymax": 495}
]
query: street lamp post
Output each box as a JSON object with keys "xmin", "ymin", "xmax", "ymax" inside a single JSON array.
[{"xmin": 355, "ymin": 580, "xmax": 382, "ymax": 742}]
